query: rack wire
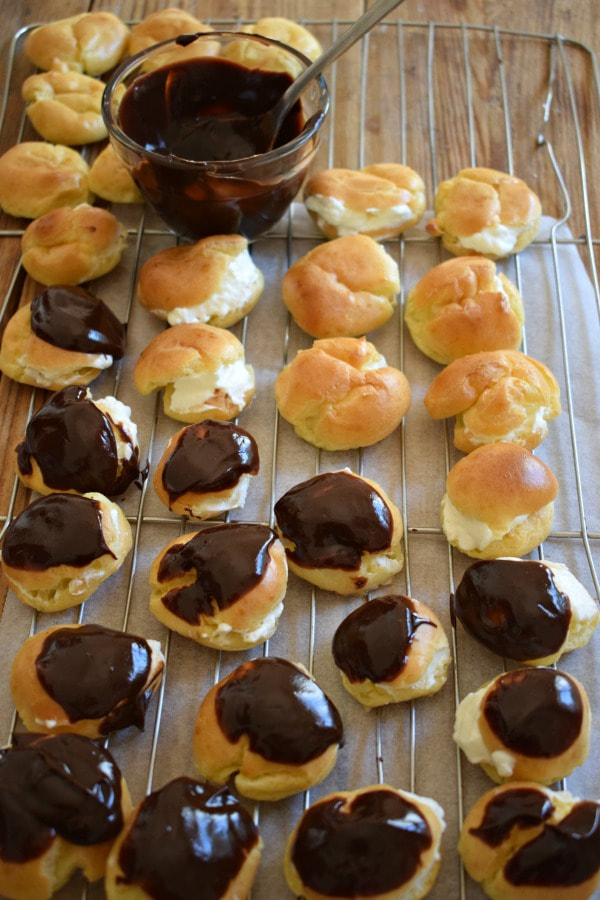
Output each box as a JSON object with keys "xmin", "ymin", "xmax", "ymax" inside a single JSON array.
[{"xmin": 0, "ymin": 18, "xmax": 599, "ymax": 900}]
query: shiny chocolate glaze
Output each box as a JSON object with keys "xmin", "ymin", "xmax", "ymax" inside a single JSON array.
[
  {"xmin": 36, "ymin": 624, "xmax": 156, "ymax": 734},
  {"xmin": 161, "ymin": 419, "xmax": 259, "ymax": 504},
  {"xmin": 216, "ymin": 657, "xmax": 343, "ymax": 764},
  {"xmin": 118, "ymin": 54, "xmax": 306, "ymax": 240},
  {"xmin": 116, "ymin": 777, "xmax": 260, "ymax": 898},
  {"xmin": 469, "ymin": 787, "xmax": 554, "ymax": 847},
  {"xmin": 483, "ymin": 667, "xmax": 584, "ymax": 757},
  {"xmin": 332, "ymin": 594, "xmax": 436, "ymax": 683},
  {"xmin": 291, "ymin": 788, "xmax": 433, "ymax": 895},
  {"xmin": 157, "ymin": 523, "xmax": 275, "ymax": 624},
  {"xmin": 274, "ymin": 471, "xmax": 393, "ymax": 570},
  {"xmin": 1, "ymin": 493, "xmax": 115, "ymax": 571},
  {"xmin": 505, "ymin": 800, "xmax": 600, "ymax": 887},
  {"xmin": 0, "ymin": 732, "xmax": 124, "ymax": 863},
  {"xmin": 454, "ymin": 559, "xmax": 571, "ymax": 661},
  {"xmin": 16, "ymin": 385, "xmax": 140, "ymax": 496},
  {"xmin": 30, "ymin": 285, "xmax": 126, "ymax": 358}
]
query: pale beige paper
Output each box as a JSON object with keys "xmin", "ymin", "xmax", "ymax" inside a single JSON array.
[{"xmin": 0, "ymin": 205, "xmax": 599, "ymax": 900}]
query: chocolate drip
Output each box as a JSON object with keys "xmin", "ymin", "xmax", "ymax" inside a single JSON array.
[
  {"xmin": 116, "ymin": 777, "xmax": 260, "ymax": 899},
  {"xmin": 157, "ymin": 523, "xmax": 275, "ymax": 624},
  {"xmin": 161, "ymin": 419, "xmax": 259, "ymax": 503},
  {"xmin": 216, "ymin": 657, "xmax": 343, "ymax": 765},
  {"xmin": 36, "ymin": 624, "xmax": 155, "ymax": 734},
  {"xmin": 291, "ymin": 788, "xmax": 433, "ymax": 895},
  {"xmin": 483, "ymin": 667, "xmax": 584, "ymax": 758},
  {"xmin": 454, "ymin": 559, "xmax": 571, "ymax": 661},
  {"xmin": 469, "ymin": 787, "xmax": 554, "ymax": 847},
  {"xmin": 0, "ymin": 732, "xmax": 123, "ymax": 863},
  {"xmin": 2, "ymin": 493, "xmax": 115, "ymax": 571},
  {"xmin": 274, "ymin": 471, "xmax": 393, "ymax": 570},
  {"xmin": 505, "ymin": 801, "xmax": 600, "ymax": 887},
  {"xmin": 16, "ymin": 385, "xmax": 139, "ymax": 496},
  {"xmin": 30, "ymin": 286, "xmax": 126, "ymax": 358},
  {"xmin": 332, "ymin": 594, "xmax": 436, "ymax": 683}
]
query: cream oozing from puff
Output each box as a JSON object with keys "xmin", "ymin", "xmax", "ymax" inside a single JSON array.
[
  {"xmin": 169, "ymin": 360, "xmax": 254, "ymax": 416},
  {"xmin": 441, "ymin": 496, "xmax": 528, "ymax": 553}
]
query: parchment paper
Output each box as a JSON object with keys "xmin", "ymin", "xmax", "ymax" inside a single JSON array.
[{"xmin": 0, "ymin": 205, "xmax": 598, "ymax": 900}]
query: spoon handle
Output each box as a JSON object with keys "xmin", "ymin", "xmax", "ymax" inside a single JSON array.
[{"xmin": 283, "ymin": 0, "xmax": 407, "ymax": 109}]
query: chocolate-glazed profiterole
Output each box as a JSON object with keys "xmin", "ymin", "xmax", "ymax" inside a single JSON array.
[
  {"xmin": 16, "ymin": 385, "xmax": 140, "ymax": 497},
  {"xmin": 1, "ymin": 492, "xmax": 132, "ymax": 612},
  {"xmin": 284, "ymin": 785, "xmax": 445, "ymax": 900},
  {"xmin": 105, "ymin": 777, "xmax": 263, "ymax": 900},
  {"xmin": 194, "ymin": 657, "xmax": 343, "ymax": 801},
  {"xmin": 332, "ymin": 594, "xmax": 451, "ymax": 706},
  {"xmin": 30, "ymin": 285, "xmax": 126, "ymax": 358},
  {"xmin": 0, "ymin": 732, "xmax": 131, "ymax": 900},
  {"xmin": 149, "ymin": 523, "xmax": 287, "ymax": 650},
  {"xmin": 454, "ymin": 557, "xmax": 600, "ymax": 665},
  {"xmin": 11, "ymin": 623, "xmax": 165, "ymax": 738},
  {"xmin": 453, "ymin": 667, "xmax": 590, "ymax": 784},
  {"xmin": 153, "ymin": 419, "xmax": 259, "ymax": 519},
  {"xmin": 459, "ymin": 782, "xmax": 600, "ymax": 899},
  {"xmin": 274, "ymin": 469, "xmax": 404, "ymax": 595}
]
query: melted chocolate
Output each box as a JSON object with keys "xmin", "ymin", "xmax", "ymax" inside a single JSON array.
[
  {"xmin": 216, "ymin": 657, "xmax": 343, "ymax": 765},
  {"xmin": 116, "ymin": 777, "xmax": 260, "ymax": 898},
  {"xmin": 505, "ymin": 801, "xmax": 600, "ymax": 887},
  {"xmin": 36, "ymin": 624, "xmax": 156, "ymax": 734},
  {"xmin": 0, "ymin": 732, "xmax": 123, "ymax": 863},
  {"xmin": 274, "ymin": 471, "xmax": 393, "ymax": 570},
  {"xmin": 483, "ymin": 667, "xmax": 584, "ymax": 758},
  {"xmin": 469, "ymin": 787, "xmax": 554, "ymax": 847},
  {"xmin": 16, "ymin": 385, "xmax": 140, "ymax": 496},
  {"xmin": 161, "ymin": 419, "xmax": 259, "ymax": 504},
  {"xmin": 157, "ymin": 523, "xmax": 275, "ymax": 624},
  {"xmin": 2, "ymin": 493, "xmax": 115, "ymax": 571},
  {"xmin": 291, "ymin": 788, "xmax": 433, "ymax": 895},
  {"xmin": 332, "ymin": 594, "xmax": 436, "ymax": 683},
  {"xmin": 454, "ymin": 559, "xmax": 571, "ymax": 661},
  {"xmin": 118, "ymin": 54, "xmax": 307, "ymax": 240},
  {"xmin": 30, "ymin": 286, "xmax": 126, "ymax": 358}
]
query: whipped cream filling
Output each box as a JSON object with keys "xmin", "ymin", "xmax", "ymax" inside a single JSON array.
[
  {"xmin": 18, "ymin": 353, "xmax": 112, "ymax": 386},
  {"xmin": 166, "ymin": 249, "xmax": 262, "ymax": 325},
  {"xmin": 199, "ymin": 602, "xmax": 283, "ymax": 645},
  {"xmin": 453, "ymin": 685, "xmax": 516, "ymax": 777},
  {"xmin": 170, "ymin": 360, "xmax": 254, "ymax": 414},
  {"xmin": 461, "ymin": 406, "xmax": 550, "ymax": 446},
  {"xmin": 441, "ymin": 495, "xmax": 527, "ymax": 552},
  {"xmin": 306, "ymin": 194, "xmax": 418, "ymax": 236},
  {"xmin": 95, "ymin": 396, "xmax": 138, "ymax": 461},
  {"xmin": 457, "ymin": 223, "xmax": 522, "ymax": 256},
  {"xmin": 187, "ymin": 476, "xmax": 250, "ymax": 518}
]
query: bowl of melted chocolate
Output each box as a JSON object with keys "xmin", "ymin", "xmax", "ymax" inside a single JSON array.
[{"xmin": 102, "ymin": 32, "xmax": 329, "ymax": 241}]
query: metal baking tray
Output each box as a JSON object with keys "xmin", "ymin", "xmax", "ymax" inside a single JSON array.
[{"xmin": 0, "ymin": 17, "xmax": 599, "ymax": 900}]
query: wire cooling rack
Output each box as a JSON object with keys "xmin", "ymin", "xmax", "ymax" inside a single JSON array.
[{"xmin": 0, "ymin": 17, "xmax": 599, "ymax": 900}]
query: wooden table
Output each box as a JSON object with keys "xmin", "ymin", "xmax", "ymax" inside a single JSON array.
[{"xmin": 0, "ymin": 5, "xmax": 599, "ymax": 900}]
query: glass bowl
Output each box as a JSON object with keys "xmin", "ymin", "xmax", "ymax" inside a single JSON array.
[{"xmin": 102, "ymin": 31, "xmax": 329, "ymax": 241}]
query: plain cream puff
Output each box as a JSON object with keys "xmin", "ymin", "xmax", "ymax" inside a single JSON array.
[
  {"xmin": 0, "ymin": 142, "xmax": 92, "ymax": 220},
  {"xmin": 24, "ymin": 12, "xmax": 129, "ymax": 75}
]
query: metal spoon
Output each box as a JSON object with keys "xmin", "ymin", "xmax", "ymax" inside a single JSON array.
[{"xmin": 254, "ymin": 0, "xmax": 407, "ymax": 151}]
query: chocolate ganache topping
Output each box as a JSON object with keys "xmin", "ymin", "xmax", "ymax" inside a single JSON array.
[
  {"xmin": 454, "ymin": 559, "xmax": 571, "ymax": 661},
  {"xmin": 0, "ymin": 732, "xmax": 124, "ymax": 863},
  {"xmin": 483, "ymin": 667, "xmax": 584, "ymax": 758},
  {"xmin": 116, "ymin": 777, "xmax": 260, "ymax": 898},
  {"xmin": 469, "ymin": 787, "xmax": 554, "ymax": 847},
  {"xmin": 36, "ymin": 624, "xmax": 156, "ymax": 734},
  {"xmin": 157, "ymin": 523, "xmax": 275, "ymax": 624},
  {"xmin": 504, "ymin": 800, "xmax": 600, "ymax": 887},
  {"xmin": 274, "ymin": 471, "xmax": 393, "ymax": 570},
  {"xmin": 1, "ymin": 493, "xmax": 116, "ymax": 571},
  {"xmin": 16, "ymin": 385, "xmax": 140, "ymax": 496},
  {"xmin": 161, "ymin": 419, "xmax": 259, "ymax": 503},
  {"xmin": 332, "ymin": 595, "xmax": 436, "ymax": 683},
  {"xmin": 291, "ymin": 788, "xmax": 433, "ymax": 896},
  {"xmin": 216, "ymin": 657, "xmax": 343, "ymax": 765},
  {"xmin": 30, "ymin": 285, "xmax": 126, "ymax": 358}
]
